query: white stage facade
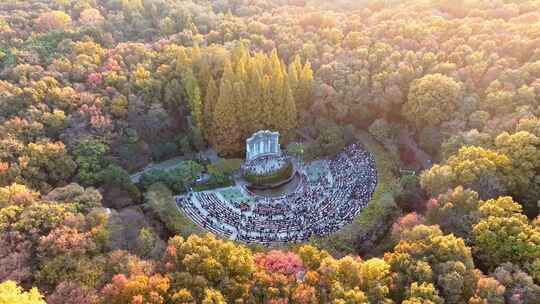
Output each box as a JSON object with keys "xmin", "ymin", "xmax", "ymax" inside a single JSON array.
[{"xmin": 245, "ymin": 130, "xmax": 281, "ymax": 161}]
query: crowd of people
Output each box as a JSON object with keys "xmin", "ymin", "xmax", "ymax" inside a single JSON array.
[
  {"xmin": 243, "ymin": 155, "xmax": 290, "ymax": 176},
  {"xmin": 176, "ymin": 144, "xmax": 377, "ymax": 244}
]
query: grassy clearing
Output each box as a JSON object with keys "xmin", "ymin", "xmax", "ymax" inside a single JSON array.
[{"xmin": 219, "ymin": 187, "xmax": 252, "ymax": 203}]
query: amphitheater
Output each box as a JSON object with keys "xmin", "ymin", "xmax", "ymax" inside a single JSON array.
[{"xmin": 176, "ymin": 139, "xmax": 378, "ymax": 245}]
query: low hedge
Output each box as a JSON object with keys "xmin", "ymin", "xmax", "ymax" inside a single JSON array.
[
  {"xmin": 192, "ymin": 177, "xmax": 234, "ymax": 192},
  {"xmin": 244, "ymin": 161, "xmax": 294, "ymax": 187}
]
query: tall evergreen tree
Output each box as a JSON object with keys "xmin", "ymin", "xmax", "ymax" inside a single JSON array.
[
  {"xmin": 244, "ymin": 54, "xmax": 264, "ymax": 133},
  {"xmin": 204, "ymin": 48, "xmax": 299, "ymax": 154},
  {"xmin": 268, "ymin": 51, "xmax": 291, "ymax": 132},
  {"xmin": 260, "ymin": 73, "xmax": 273, "ymax": 131},
  {"xmin": 288, "ymin": 55, "xmax": 301, "ymax": 92},
  {"xmin": 182, "ymin": 69, "xmax": 203, "ymax": 131},
  {"xmin": 289, "ymin": 56, "xmax": 313, "ymax": 113},
  {"xmin": 197, "ymin": 59, "xmax": 213, "ymax": 98},
  {"xmin": 203, "ymin": 76, "xmax": 218, "ymax": 142},
  {"xmin": 297, "ymin": 61, "xmax": 314, "ymax": 111},
  {"xmin": 175, "ymin": 47, "xmax": 190, "ymax": 73},
  {"xmin": 233, "ymin": 54, "xmax": 250, "ymax": 135},
  {"xmin": 278, "ymin": 79, "xmax": 297, "ymax": 136},
  {"xmin": 211, "ymin": 60, "xmax": 243, "ymax": 155}
]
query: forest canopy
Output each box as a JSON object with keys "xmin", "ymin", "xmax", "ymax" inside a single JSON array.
[{"xmin": 0, "ymin": 0, "xmax": 540, "ymax": 303}]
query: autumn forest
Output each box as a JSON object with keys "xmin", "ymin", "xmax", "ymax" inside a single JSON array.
[{"xmin": 0, "ymin": 0, "xmax": 540, "ymax": 303}]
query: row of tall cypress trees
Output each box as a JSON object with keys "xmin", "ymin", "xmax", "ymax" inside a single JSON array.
[{"xmin": 176, "ymin": 45, "xmax": 314, "ymax": 156}]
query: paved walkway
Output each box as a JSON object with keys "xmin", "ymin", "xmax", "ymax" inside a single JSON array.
[{"xmin": 398, "ymin": 130, "xmax": 433, "ymax": 170}]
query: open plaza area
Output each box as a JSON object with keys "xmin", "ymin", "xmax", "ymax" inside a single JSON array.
[{"xmin": 176, "ymin": 143, "xmax": 377, "ymax": 244}]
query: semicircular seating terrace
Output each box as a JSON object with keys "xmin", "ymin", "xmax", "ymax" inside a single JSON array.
[{"xmin": 176, "ymin": 143, "xmax": 377, "ymax": 245}]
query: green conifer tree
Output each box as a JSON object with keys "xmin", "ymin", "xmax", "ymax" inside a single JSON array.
[
  {"xmin": 183, "ymin": 69, "xmax": 203, "ymax": 131},
  {"xmin": 211, "ymin": 60, "xmax": 243, "ymax": 155},
  {"xmin": 290, "ymin": 56, "xmax": 313, "ymax": 113},
  {"xmin": 203, "ymin": 76, "xmax": 218, "ymax": 142},
  {"xmin": 245, "ymin": 55, "xmax": 264, "ymax": 133},
  {"xmin": 288, "ymin": 55, "xmax": 301, "ymax": 93},
  {"xmin": 197, "ymin": 60, "xmax": 213, "ymax": 98},
  {"xmin": 279, "ymin": 79, "xmax": 297, "ymax": 136},
  {"xmin": 175, "ymin": 47, "xmax": 190, "ymax": 73}
]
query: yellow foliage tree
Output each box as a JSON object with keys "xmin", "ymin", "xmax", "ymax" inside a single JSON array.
[
  {"xmin": 403, "ymin": 73, "xmax": 461, "ymax": 128},
  {"xmin": 0, "ymin": 281, "xmax": 45, "ymax": 304},
  {"xmin": 495, "ymin": 131, "xmax": 540, "ymax": 192}
]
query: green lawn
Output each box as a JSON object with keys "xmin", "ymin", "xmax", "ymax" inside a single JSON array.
[{"xmin": 219, "ymin": 187, "xmax": 251, "ymax": 203}]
